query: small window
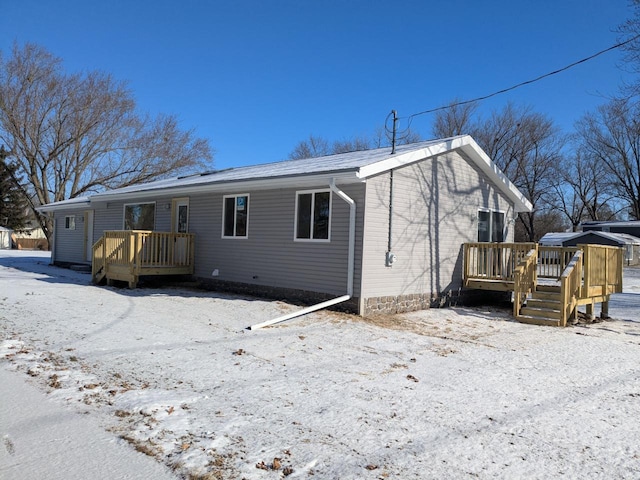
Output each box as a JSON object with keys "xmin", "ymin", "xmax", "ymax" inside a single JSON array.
[
  {"xmin": 65, "ymin": 216, "xmax": 76, "ymax": 230},
  {"xmin": 295, "ymin": 190, "xmax": 331, "ymax": 241},
  {"xmin": 124, "ymin": 203, "xmax": 155, "ymax": 230},
  {"xmin": 477, "ymin": 209, "xmax": 504, "ymax": 242},
  {"xmin": 222, "ymin": 194, "xmax": 249, "ymax": 238}
]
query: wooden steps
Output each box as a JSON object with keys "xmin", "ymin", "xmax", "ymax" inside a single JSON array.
[
  {"xmin": 93, "ymin": 268, "xmax": 106, "ymax": 284},
  {"xmin": 517, "ymin": 289, "xmax": 563, "ymax": 327}
]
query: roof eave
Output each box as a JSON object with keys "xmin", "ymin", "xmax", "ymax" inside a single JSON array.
[
  {"xmin": 357, "ymin": 135, "xmax": 533, "ymax": 214},
  {"xmin": 37, "ymin": 199, "xmax": 91, "ymax": 213},
  {"xmin": 89, "ymin": 171, "xmax": 362, "ymax": 203}
]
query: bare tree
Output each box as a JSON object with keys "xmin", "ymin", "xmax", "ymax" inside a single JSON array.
[
  {"xmin": 574, "ymin": 96, "xmax": 640, "ymax": 219},
  {"xmin": 433, "ymin": 102, "xmax": 566, "ymax": 241},
  {"xmin": 332, "ymin": 135, "xmax": 371, "ymax": 154},
  {"xmin": 288, "ymin": 135, "xmax": 332, "ymax": 160},
  {"xmin": 552, "ymin": 150, "xmax": 621, "ymax": 231},
  {"xmin": 289, "ymin": 127, "xmax": 421, "ymax": 160},
  {"xmin": 0, "ymin": 43, "xmax": 213, "ymax": 240},
  {"xmin": 431, "ymin": 100, "xmax": 480, "ymax": 138},
  {"xmin": 616, "ymin": 0, "xmax": 640, "ymax": 95}
]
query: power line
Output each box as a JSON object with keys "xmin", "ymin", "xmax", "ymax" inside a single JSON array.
[{"xmin": 404, "ymin": 34, "xmax": 640, "ymax": 122}]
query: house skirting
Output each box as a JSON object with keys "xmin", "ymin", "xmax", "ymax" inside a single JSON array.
[
  {"xmin": 195, "ymin": 279, "xmax": 512, "ymax": 316},
  {"xmin": 362, "ymin": 289, "xmax": 510, "ymax": 316},
  {"xmin": 197, "ymin": 278, "xmax": 360, "ymax": 314}
]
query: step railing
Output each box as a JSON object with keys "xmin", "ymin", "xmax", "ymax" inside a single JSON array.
[
  {"xmin": 559, "ymin": 250, "xmax": 583, "ymax": 327},
  {"xmin": 91, "ymin": 236, "xmax": 106, "ymax": 282},
  {"xmin": 513, "ymin": 248, "xmax": 538, "ymax": 318}
]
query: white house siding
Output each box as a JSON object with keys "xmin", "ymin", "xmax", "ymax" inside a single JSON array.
[
  {"xmin": 188, "ymin": 183, "xmax": 365, "ymax": 298},
  {"xmin": 360, "ymin": 150, "xmax": 514, "ymax": 314}
]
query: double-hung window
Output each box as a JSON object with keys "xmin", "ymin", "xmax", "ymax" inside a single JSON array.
[
  {"xmin": 477, "ymin": 210, "xmax": 505, "ymax": 242},
  {"xmin": 124, "ymin": 203, "xmax": 155, "ymax": 230},
  {"xmin": 295, "ymin": 190, "xmax": 331, "ymax": 241},
  {"xmin": 222, "ymin": 194, "xmax": 249, "ymax": 238}
]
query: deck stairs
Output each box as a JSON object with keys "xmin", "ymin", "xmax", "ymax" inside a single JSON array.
[
  {"xmin": 93, "ymin": 266, "xmax": 106, "ymax": 284},
  {"xmin": 517, "ymin": 287, "xmax": 564, "ymax": 327}
]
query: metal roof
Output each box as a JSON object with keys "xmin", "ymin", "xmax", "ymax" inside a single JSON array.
[
  {"xmin": 540, "ymin": 230, "xmax": 640, "ymax": 246},
  {"xmin": 39, "ymin": 135, "xmax": 533, "ymax": 212}
]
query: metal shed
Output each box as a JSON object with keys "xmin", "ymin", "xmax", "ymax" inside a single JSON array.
[{"xmin": 540, "ymin": 231, "xmax": 640, "ymax": 266}]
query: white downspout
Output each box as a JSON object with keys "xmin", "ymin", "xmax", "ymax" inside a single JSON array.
[
  {"xmin": 248, "ymin": 178, "xmax": 356, "ymax": 330},
  {"xmin": 330, "ymin": 178, "xmax": 355, "ymax": 297}
]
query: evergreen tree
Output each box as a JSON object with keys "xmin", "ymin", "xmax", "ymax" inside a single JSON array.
[{"xmin": 0, "ymin": 146, "xmax": 28, "ymax": 230}]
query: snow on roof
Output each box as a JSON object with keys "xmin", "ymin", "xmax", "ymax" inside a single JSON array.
[
  {"xmin": 540, "ymin": 230, "xmax": 640, "ymax": 246},
  {"xmin": 539, "ymin": 232, "xmax": 581, "ymax": 246},
  {"xmin": 593, "ymin": 231, "xmax": 640, "ymax": 245},
  {"xmin": 37, "ymin": 196, "xmax": 91, "ymax": 213},
  {"xmin": 582, "ymin": 220, "xmax": 640, "ymax": 228},
  {"xmin": 40, "ymin": 135, "xmax": 534, "ymax": 213},
  {"xmin": 89, "ymin": 137, "xmax": 456, "ymax": 198}
]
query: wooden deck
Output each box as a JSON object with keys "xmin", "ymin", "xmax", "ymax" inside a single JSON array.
[
  {"xmin": 463, "ymin": 243, "xmax": 624, "ymax": 327},
  {"xmin": 92, "ymin": 231, "xmax": 195, "ymax": 288}
]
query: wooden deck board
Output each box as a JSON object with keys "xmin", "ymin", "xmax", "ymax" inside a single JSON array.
[{"xmin": 465, "ymin": 279, "xmax": 514, "ymax": 291}]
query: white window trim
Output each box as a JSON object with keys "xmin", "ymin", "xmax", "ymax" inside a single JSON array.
[
  {"xmin": 477, "ymin": 208, "xmax": 506, "ymax": 242},
  {"xmin": 294, "ymin": 189, "xmax": 332, "ymax": 243},
  {"xmin": 221, "ymin": 193, "xmax": 250, "ymax": 239},
  {"xmin": 122, "ymin": 202, "xmax": 156, "ymax": 230},
  {"xmin": 64, "ymin": 215, "xmax": 76, "ymax": 230}
]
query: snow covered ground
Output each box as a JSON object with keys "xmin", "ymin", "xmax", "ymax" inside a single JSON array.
[{"xmin": 1, "ymin": 250, "xmax": 639, "ymax": 479}]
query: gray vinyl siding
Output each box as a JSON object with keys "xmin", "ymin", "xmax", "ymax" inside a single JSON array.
[
  {"xmin": 53, "ymin": 209, "xmax": 87, "ymax": 264},
  {"xmin": 189, "ymin": 183, "xmax": 365, "ymax": 297},
  {"xmin": 82, "ymin": 184, "xmax": 364, "ymax": 297},
  {"xmin": 92, "ymin": 199, "xmax": 173, "ymax": 233},
  {"xmin": 360, "ymin": 150, "xmax": 515, "ymax": 300}
]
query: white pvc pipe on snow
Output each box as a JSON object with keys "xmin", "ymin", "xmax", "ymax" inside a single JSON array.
[{"xmin": 248, "ymin": 178, "xmax": 356, "ymax": 330}]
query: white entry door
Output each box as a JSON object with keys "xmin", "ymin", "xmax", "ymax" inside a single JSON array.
[{"xmin": 173, "ymin": 199, "xmax": 189, "ymax": 264}]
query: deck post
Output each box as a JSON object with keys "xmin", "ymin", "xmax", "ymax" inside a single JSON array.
[
  {"xmin": 463, "ymin": 244, "xmax": 469, "ymax": 284},
  {"xmin": 601, "ymin": 299, "xmax": 610, "ymax": 320},
  {"xmin": 585, "ymin": 301, "xmax": 595, "ymax": 320},
  {"xmin": 583, "ymin": 244, "xmax": 589, "ymax": 295},
  {"xmin": 189, "ymin": 235, "xmax": 195, "ymax": 274}
]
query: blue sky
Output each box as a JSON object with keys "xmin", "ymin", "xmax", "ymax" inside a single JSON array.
[{"xmin": 1, "ymin": 1, "xmax": 634, "ymax": 169}]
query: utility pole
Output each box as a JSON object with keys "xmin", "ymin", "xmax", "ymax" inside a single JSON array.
[{"xmin": 391, "ymin": 110, "xmax": 398, "ymax": 154}]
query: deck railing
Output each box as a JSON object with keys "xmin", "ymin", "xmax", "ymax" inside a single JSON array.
[
  {"xmin": 464, "ymin": 243, "xmax": 620, "ymax": 285},
  {"xmin": 537, "ymin": 246, "xmax": 581, "ymax": 279},
  {"xmin": 582, "ymin": 244, "xmax": 624, "ymax": 297},
  {"xmin": 464, "ymin": 242, "xmax": 537, "ymax": 281},
  {"xmin": 464, "ymin": 242, "xmax": 624, "ymax": 326},
  {"xmin": 92, "ymin": 230, "xmax": 195, "ymax": 285}
]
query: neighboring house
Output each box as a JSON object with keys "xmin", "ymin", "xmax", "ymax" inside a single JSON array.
[
  {"xmin": 0, "ymin": 226, "xmax": 12, "ymax": 249},
  {"xmin": 39, "ymin": 135, "xmax": 532, "ymax": 315},
  {"xmin": 581, "ymin": 220, "xmax": 640, "ymax": 238},
  {"xmin": 12, "ymin": 226, "xmax": 49, "ymax": 250},
  {"xmin": 540, "ymin": 230, "xmax": 640, "ymax": 266}
]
